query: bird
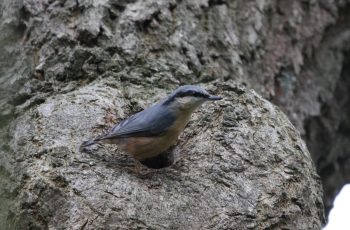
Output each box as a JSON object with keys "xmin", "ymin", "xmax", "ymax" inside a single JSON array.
[{"xmin": 79, "ymin": 85, "xmax": 222, "ymax": 170}]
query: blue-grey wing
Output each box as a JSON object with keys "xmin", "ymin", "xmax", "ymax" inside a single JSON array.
[{"xmin": 101, "ymin": 104, "xmax": 175, "ymax": 139}]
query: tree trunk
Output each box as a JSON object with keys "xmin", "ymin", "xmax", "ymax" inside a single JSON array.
[{"xmin": 3, "ymin": 0, "xmax": 349, "ymax": 228}]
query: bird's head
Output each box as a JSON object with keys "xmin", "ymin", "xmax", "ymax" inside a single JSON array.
[{"xmin": 163, "ymin": 85, "xmax": 222, "ymax": 112}]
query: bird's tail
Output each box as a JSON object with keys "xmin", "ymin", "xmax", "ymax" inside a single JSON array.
[{"xmin": 79, "ymin": 138, "xmax": 100, "ymax": 152}]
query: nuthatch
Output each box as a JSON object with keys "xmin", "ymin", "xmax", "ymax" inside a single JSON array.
[{"xmin": 80, "ymin": 85, "xmax": 222, "ymax": 166}]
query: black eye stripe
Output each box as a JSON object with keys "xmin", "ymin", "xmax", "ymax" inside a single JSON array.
[
  {"xmin": 163, "ymin": 88, "xmax": 210, "ymax": 105},
  {"xmin": 176, "ymin": 91, "xmax": 208, "ymax": 98}
]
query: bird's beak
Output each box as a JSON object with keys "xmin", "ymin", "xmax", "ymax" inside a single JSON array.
[{"xmin": 208, "ymin": 95, "xmax": 223, "ymax": 101}]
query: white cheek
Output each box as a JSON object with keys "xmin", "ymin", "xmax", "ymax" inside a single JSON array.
[
  {"xmin": 178, "ymin": 97, "xmax": 205, "ymax": 108},
  {"xmin": 195, "ymin": 99, "xmax": 206, "ymax": 107},
  {"xmin": 178, "ymin": 97, "xmax": 192, "ymax": 105}
]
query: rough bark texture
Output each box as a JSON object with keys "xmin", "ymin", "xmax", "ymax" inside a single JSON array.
[
  {"xmin": 7, "ymin": 82, "xmax": 322, "ymax": 229},
  {"xmin": 1, "ymin": 0, "xmax": 349, "ymax": 228}
]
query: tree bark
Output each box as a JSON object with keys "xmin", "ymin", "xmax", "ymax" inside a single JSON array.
[{"xmin": 2, "ymin": 0, "xmax": 349, "ymax": 228}]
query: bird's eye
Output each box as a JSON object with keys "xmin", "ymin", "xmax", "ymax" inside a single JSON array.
[
  {"xmin": 175, "ymin": 90, "xmax": 206, "ymax": 98},
  {"xmin": 188, "ymin": 91, "xmax": 206, "ymax": 98},
  {"xmin": 188, "ymin": 91, "xmax": 199, "ymax": 97}
]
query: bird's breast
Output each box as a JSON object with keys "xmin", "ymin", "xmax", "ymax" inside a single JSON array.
[{"xmin": 120, "ymin": 112, "xmax": 192, "ymax": 160}]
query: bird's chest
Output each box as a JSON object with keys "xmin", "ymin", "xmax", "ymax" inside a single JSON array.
[
  {"xmin": 166, "ymin": 112, "xmax": 192, "ymax": 142},
  {"xmin": 122, "ymin": 113, "xmax": 192, "ymax": 160}
]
